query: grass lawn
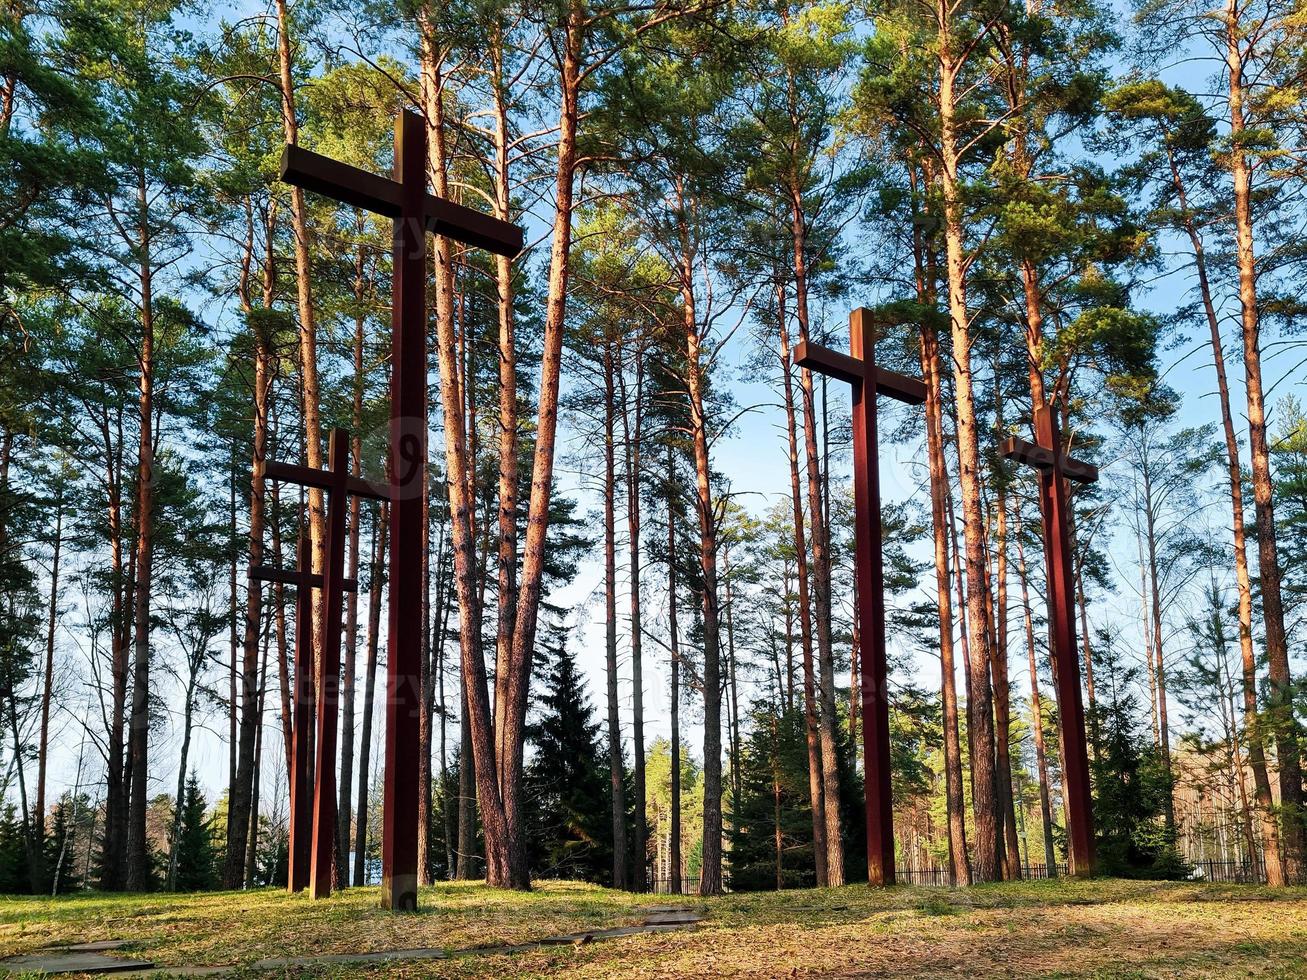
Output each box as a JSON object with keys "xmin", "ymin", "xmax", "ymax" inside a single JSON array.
[{"xmin": 3, "ymin": 878, "xmax": 1307, "ymax": 977}]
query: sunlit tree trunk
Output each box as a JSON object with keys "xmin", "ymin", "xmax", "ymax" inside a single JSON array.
[
  {"xmin": 488, "ymin": 18, "xmax": 521, "ymax": 839},
  {"xmin": 1017, "ymin": 529, "xmax": 1058, "ymax": 875},
  {"xmin": 354, "ymin": 503, "xmax": 386, "ymax": 886},
  {"xmin": 125, "ymin": 171, "xmax": 155, "ymax": 892},
  {"xmin": 1164, "ymin": 141, "xmax": 1282, "ymax": 884},
  {"xmin": 418, "ymin": 16, "xmax": 513, "ymax": 886},
  {"xmin": 666, "ymin": 444, "xmax": 682, "ymax": 896},
  {"xmin": 910, "ymin": 173, "xmax": 970, "ymax": 885},
  {"xmin": 336, "ymin": 236, "xmax": 367, "ymax": 888},
  {"xmin": 273, "ymin": 0, "xmax": 324, "ymax": 575},
  {"xmin": 618, "ymin": 340, "xmax": 647, "ymax": 890},
  {"xmin": 992, "ymin": 375, "xmax": 1021, "ymax": 878},
  {"xmin": 674, "ymin": 182, "xmax": 724, "ymax": 896},
  {"xmin": 777, "ymin": 283, "xmax": 829, "ymax": 886},
  {"xmin": 937, "ymin": 22, "xmax": 999, "ymax": 880},
  {"xmin": 790, "ymin": 184, "xmax": 844, "ymax": 885},
  {"xmin": 1225, "ymin": 0, "xmax": 1303, "ymax": 882}
]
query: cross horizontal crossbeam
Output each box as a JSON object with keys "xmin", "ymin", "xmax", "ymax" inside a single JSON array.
[
  {"xmin": 793, "ymin": 339, "xmax": 927, "ymax": 404},
  {"xmin": 999, "ymin": 435, "xmax": 1099, "ymax": 484},
  {"xmin": 248, "ymin": 564, "xmax": 357, "ymax": 593},
  {"xmin": 263, "ymin": 460, "xmax": 389, "ymax": 501},
  {"xmin": 280, "ymin": 145, "xmax": 525, "ymax": 258}
]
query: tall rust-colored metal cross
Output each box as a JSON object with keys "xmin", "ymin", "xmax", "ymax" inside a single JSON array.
[
  {"xmin": 279, "ymin": 109, "xmax": 523, "ymax": 910},
  {"xmin": 249, "ymin": 530, "xmax": 359, "ymax": 894},
  {"xmin": 1000, "ymin": 402, "xmax": 1097, "ymax": 877},
  {"xmin": 263, "ymin": 428, "xmax": 385, "ymax": 898},
  {"xmin": 795, "ymin": 307, "xmax": 925, "ymax": 887}
]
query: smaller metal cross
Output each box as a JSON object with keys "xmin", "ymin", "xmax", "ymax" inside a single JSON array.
[
  {"xmin": 249, "ymin": 532, "xmax": 358, "ymax": 895},
  {"xmin": 1000, "ymin": 402, "xmax": 1098, "ymax": 877},
  {"xmin": 795, "ymin": 307, "xmax": 925, "ymax": 887},
  {"xmin": 261, "ymin": 427, "xmax": 385, "ymax": 898}
]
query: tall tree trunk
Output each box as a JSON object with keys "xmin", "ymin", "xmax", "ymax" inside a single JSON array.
[
  {"xmin": 667, "ymin": 444, "xmax": 682, "ymax": 896},
  {"xmin": 603, "ymin": 347, "xmax": 628, "ymax": 889},
  {"xmin": 790, "ymin": 190, "xmax": 844, "ymax": 885},
  {"xmin": 1165, "ymin": 141, "xmax": 1283, "ymax": 884},
  {"xmin": 336, "ymin": 247, "xmax": 367, "ymax": 888},
  {"xmin": 417, "ymin": 22, "xmax": 511, "ymax": 887},
  {"xmin": 914, "ymin": 254, "xmax": 970, "ymax": 886},
  {"xmin": 777, "ymin": 284, "xmax": 829, "ymax": 886},
  {"xmin": 273, "ymin": 0, "xmax": 325, "ymax": 577},
  {"xmin": 494, "ymin": 0, "xmax": 586, "ymax": 890},
  {"xmin": 675, "ymin": 188, "xmax": 724, "ymax": 897},
  {"xmin": 618, "ymin": 340, "xmax": 647, "ymax": 890},
  {"xmin": 245, "ymin": 626, "xmax": 270, "ymax": 886},
  {"xmin": 100, "ymin": 401, "xmax": 131, "ymax": 891},
  {"xmin": 1142, "ymin": 465, "xmax": 1176, "ymax": 828},
  {"xmin": 224, "ymin": 315, "xmax": 270, "ymax": 888},
  {"xmin": 1225, "ymin": 1, "xmax": 1303, "ymax": 882},
  {"xmin": 937, "ymin": 32, "xmax": 999, "ymax": 881},
  {"xmin": 1017, "ymin": 529, "xmax": 1058, "ymax": 875},
  {"xmin": 992, "ymin": 387, "xmax": 1021, "ymax": 878},
  {"xmin": 125, "ymin": 171, "xmax": 155, "ymax": 892},
  {"xmin": 36, "ymin": 486, "xmax": 62, "ymax": 846},
  {"xmin": 355, "ymin": 503, "xmax": 387, "ymax": 885},
  {"xmin": 489, "ymin": 20, "xmax": 521, "ymax": 836}
]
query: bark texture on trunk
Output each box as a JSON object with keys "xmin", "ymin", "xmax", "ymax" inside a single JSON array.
[
  {"xmin": 354, "ymin": 504, "xmax": 386, "ymax": 885},
  {"xmin": 937, "ymin": 29, "xmax": 999, "ymax": 881},
  {"xmin": 603, "ymin": 348, "xmax": 628, "ymax": 889},
  {"xmin": 125, "ymin": 174, "xmax": 155, "ymax": 892},
  {"xmin": 791, "ymin": 192, "xmax": 845, "ymax": 884},
  {"xmin": 777, "ymin": 287, "xmax": 829, "ymax": 886},
  {"xmin": 1225, "ymin": 0, "xmax": 1304, "ymax": 882},
  {"xmin": 1164, "ymin": 142, "xmax": 1283, "ymax": 882}
]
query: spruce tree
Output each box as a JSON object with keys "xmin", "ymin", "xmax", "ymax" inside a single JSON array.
[
  {"xmin": 525, "ymin": 625, "xmax": 614, "ymax": 882},
  {"xmin": 1090, "ymin": 635, "xmax": 1184, "ymax": 878},
  {"xmin": 172, "ymin": 772, "xmax": 217, "ymax": 892}
]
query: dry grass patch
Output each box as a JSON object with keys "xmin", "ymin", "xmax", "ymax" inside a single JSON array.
[
  {"xmin": 0, "ymin": 880, "xmax": 666, "ymax": 966},
  {"xmin": 5, "ymin": 878, "xmax": 1307, "ymax": 977}
]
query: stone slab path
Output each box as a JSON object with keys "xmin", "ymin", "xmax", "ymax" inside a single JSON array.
[
  {"xmin": 1, "ymin": 906, "xmax": 702, "ymax": 977},
  {"xmin": 1, "ymin": 943, "xmax": 155, "ymax": 975}
]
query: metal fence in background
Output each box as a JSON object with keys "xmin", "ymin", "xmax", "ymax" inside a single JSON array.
[
  {"xmin": 649, "ymin": 877, "xmax": 702, "ymax": 895},
  {"xmin": 1187, "ymin": 859, "xmax": 1263, "ymax": 884},
  {"xmin": 896, "ymin": 863, "xmax": 1068, "ymax": 885},
  {"xmin": 535, "ymin": 859, "xmax": 1262, "ymax": 895}
]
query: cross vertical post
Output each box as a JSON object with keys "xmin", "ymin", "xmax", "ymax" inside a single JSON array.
[
  {"xmin": 287, "ymin": 534, "xmax": 314, "ymax": 892},
  {"xmin": 795, "ymin": 307, "xmax": 926, "ymax": 887},
  {"xmin": 380, "ymin": 108, "xmax": 426, "ymax": 912},
  {"xmin": 278, "ymin": 105, "xmax": 522, "ymax": 911},
  {"xmin": 849, "ymin": 310, "xmax": 893, "ymax": 886},
  {"xmin": 309, "ymin": 428, "xmax": 351, "ymax": 899},
  {"xmin": 1000, "ymin": 402, "xmax": 1097, "ymax": 877}
]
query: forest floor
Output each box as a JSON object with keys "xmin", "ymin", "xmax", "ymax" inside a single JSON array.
[{"xmin": 4, "ymin": 877, "xmax": 1307, "ymax": 978}]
